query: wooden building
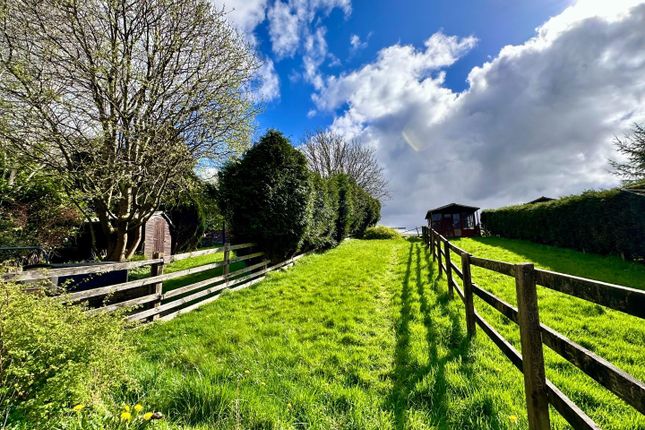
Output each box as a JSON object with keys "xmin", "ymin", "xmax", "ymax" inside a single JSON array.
[
  {"xmin": 425, "ymin": 203, "xmax": 480, "ymax": 238},
  {"xmin": 143, "ymin": 212, "xmax": 173, "ymax": 258},
  {"xmin": 526, "ymin": 196, "xmax": 554, "ymax": 204}
]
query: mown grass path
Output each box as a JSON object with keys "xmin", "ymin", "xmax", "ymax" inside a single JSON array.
[{"xmin": 128, "ymin": 239, "xmax": 645, "ymax": 429}]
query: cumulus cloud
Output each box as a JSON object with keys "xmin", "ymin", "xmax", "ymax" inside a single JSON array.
[
  {"xmin": 216, "ymin": 0, "xmax": 268, "ymax": 37},
  {"xmin": 313, "ymin": 0, "xmax": 645, "ymax": 226},
  {"xmin": 267, "ymin": 0, "xmax": 350, "ymax": 87},
  {"xmin": 253, "ymin": 58, "xmax": 281, "ymax": 102}
]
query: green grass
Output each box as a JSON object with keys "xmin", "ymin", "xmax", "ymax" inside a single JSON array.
[
  {"xmin": 119, "ymin": 238, "xmax": 645, "ymax": 429},
  {"xmin": 129, "ymin": 248, "xmax": 247, "ymax": 293}
]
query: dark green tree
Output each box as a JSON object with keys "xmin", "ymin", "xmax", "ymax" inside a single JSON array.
[{"xmin": 218, "ymin": 130, "xmax": 311, "ymax": 261}]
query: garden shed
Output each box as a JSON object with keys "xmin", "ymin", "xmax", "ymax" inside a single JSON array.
[
  {"xmin": 425, "ymin": 203, "xmax": 480, "ymax": 238},
  {"xmin": 143, "ymin": 211, "xmax": 173, "ymax": 258}
]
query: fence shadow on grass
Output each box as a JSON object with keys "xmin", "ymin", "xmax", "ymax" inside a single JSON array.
[{"xmin": 386, "ymin": 240, "xmax": 477, "ymax": 430}]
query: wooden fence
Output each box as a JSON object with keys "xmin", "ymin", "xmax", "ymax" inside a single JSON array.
[
  {"xmin": 2, "ymin": 243, "xmax": 305, "ymax": 322},
  {"xmin": 421, "ymin": 226, "xmax": 645, "ymax": 430}
]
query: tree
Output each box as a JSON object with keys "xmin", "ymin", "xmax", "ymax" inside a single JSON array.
[
  {"xmin": 0, "ymin": 0, "xmax": 257, "ymax": 261},
  {"xmin": 218, "ymin": 130, "xmax": 311, "ymax": 262},
  {"xmin": 301, "ymin": 130, "xmax": 389, "ymax": 200},
  {"xmin": 611, "ymin": 123, "xmax": 645, "ymax": 185}
]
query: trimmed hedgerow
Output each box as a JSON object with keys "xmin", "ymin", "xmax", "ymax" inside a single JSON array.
[{"xmin": 480, "ymin": 188, "xmax": 645, "ymax": 259}]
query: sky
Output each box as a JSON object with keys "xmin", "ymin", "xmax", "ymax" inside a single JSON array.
[{"xmin": 215, "ymin": 0, "xmax": 645, "ymax": 227}]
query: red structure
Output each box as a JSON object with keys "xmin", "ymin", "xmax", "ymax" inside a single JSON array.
[{"xmin": 425, "ymin": 203, "xmax": 480, "ymax": 238}]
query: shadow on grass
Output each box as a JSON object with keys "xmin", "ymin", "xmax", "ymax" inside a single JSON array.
[{"xmin": 386, "ymin": 240, "xmax": 475, "ymax": 429}]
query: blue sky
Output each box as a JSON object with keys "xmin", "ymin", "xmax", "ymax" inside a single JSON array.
[
  {"xmin": 250, "ymin": 0, "xmax": 570, "ymax": 141},
  {"xmin": 219, "ymin": 0, "xmax": 645, "ymax": 226}
]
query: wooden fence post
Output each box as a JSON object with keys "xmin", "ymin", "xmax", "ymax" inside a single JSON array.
[
  {"xmin": 461, "ymin": 252, "xmax": 476, "ymax": 337},
  {"xmin": 223, "ymin": 243, "xmax": 230, "ymax": 287},
  {"xmin": 515, "ymin": 263, "xmax": 551, "ymax": 430},
  {"xmin": 422, "ymin": 226, "xmax": 428, "ymax": 247},
  {"xmin": 444, "ymin": 240, "xmax": 454, "ymax": 298},
  {"xmin": 430, "ymin": 230, "xmax": 436, "ymax": 260},
  {"xmin": 150, "ymin": 251, "xmax": 165, "ymax": 321},
  {"xmin": 437, "ymin": 236, "xmax": 443, "ymax": 277}
]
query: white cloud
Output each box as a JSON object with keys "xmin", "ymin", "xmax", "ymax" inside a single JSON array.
[
  {"xmin": 314, "ymin": 0, "xmax": 645, "ymax": 226},
  {"xmin": 215, "ymin": 0, "xmax": 268, "ymax": 37},
  {"xmin": 349, "ymin": 33, "xmax": 368, "ymax": 52},
  {"xmin": 267, "ymin": 0, "xmax": 351, "ymax": 87},
  {"xmin": 253, "ymin": 58, "xmax": 281, "ymax": 102}
]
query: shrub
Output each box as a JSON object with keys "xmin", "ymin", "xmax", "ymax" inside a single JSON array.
[
  {"xmin": 218, "ymin": 130, "xmax": 311, "ymax": 261},
  {"xmin": 481, "ymin": 188, "xmax": 645, "ymax": 259},
  {"xmin": 333, "ymin": 174, "xmax": 354, "ymax": 243},
  {"xmin": 363, "ymin": 226, "xmax": 402, "ymax": 240},
  {"xmin": 302, "ymin": 174, "xmax": 338, "ymax": 251},
  {"xmin": 0, "ymin": 281, "xmax": 135, "ymax": 427}
]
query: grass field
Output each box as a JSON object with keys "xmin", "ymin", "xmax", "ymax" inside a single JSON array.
[{"xmin": 122, "ymin": 238, "xmax": 645, "ymax": 429}]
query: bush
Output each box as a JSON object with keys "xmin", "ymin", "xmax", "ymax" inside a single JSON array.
[
  {"xmin": 302, "ymin": 174, "xmax": 338, "ymax": 251},
  {"xmin": 481, "ymin": 188, "xmax": 645, "ymax": 259},
  {"xmin": 0, "ymin": 281, "xmax": 135, "ymax": 427},
  {"xmin": 363, "ymin": 226, "xmax": 402, "ymax": 240},
  {"xmin": 218, "ymin": 130, "xmax": 311, "ymax": 261}
]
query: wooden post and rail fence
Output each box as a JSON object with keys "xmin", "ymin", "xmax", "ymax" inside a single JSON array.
[
  {"xmin": 421, "ymin": 226, "xmax": 645, "ymax": 430},
  {"xmin": 2, "ymin": 243, "xmax": 298, "ymax": 323}
]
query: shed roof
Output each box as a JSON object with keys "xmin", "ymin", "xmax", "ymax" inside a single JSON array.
[
  {"xmin": 425, "ymin": 203, "xmax": 480, "ymax": 219},
  {"xmin": 526, "ymin": 196, "xmax": 554, "ymax": 204}
]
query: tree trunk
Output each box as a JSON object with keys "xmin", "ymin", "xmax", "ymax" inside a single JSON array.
[
  {"xmin": 106, "ymin": 224, "xmax": 128, "ymax": 262},
  {"xmin": 124, "ymin": 225, "xmax": 143, "ymax": 260}
]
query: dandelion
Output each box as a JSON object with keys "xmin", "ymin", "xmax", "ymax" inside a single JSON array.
[
  {"xmin": 134, "ymin": 403, "xmax": 143, "ymax": 413},
  {"xmin": 121, "ymin": 411, "xmax": 132, "ymax": 422},
  {"xmin": 72, "ymin": 404, "xmax": 84, "ymax": 412},
  {"xmin": 509, "ymin": 415, "xmax": 518, "ymax": 424},
  {"xmin": 143, "ymin": 412, "xmax": 154, "ymax": 421},
  {"xmin": 123, "ymin": 404, "xmax": 131, "ymax": 412}
]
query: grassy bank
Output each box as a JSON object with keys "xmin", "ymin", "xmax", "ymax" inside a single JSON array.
[{"xmin": 118, "ymin": 238, "xmax": 644, "ymax": 429}]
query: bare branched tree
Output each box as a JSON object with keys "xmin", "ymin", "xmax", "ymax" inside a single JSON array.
[
  {"xmin": 611, "ymin": 123, "xmax": 645, "ymax": 185},
  {"xmin": 301, "ymin": 131, "xmax": 389, "ymax": 199},
  {"xmin": 0, "ymin": 0, "xmax": 258, "ymax": 260}
]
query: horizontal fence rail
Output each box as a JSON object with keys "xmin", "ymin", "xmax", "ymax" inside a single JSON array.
[
  {"xmin": 421, "ymin": 226, "xmax": 645, "ymax": 430},
  {"xmin": 4, "ymin": 243, "xmax": 307, "ymax": 324}
]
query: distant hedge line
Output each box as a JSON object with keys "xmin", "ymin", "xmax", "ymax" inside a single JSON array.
[
  {"xmin": 218, "ymin": 130, "xmax": 380, "ymax": 261},
  {"xmin": 480, "ymin": 189, "xmax": 645, "ymax": 259}
]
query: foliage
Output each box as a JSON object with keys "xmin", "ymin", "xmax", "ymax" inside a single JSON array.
[
  {"xmin": 0, "ymin": 0, "xmax": 257, "ymax": 261},
  {"xmin": 302, "ymin": 174, "xmax": 338, "ymax": 250},
  {"xmin": 332, "ymin": 174, "xmax": 354, "ymax": 243},
  {"xmin": 363, "ymin": 225, "xmax": 402, "ymax": 240},
  {"xmin": 480, "ymin": 188, "xmax": 645, "ymax": 259},
  {"xmin": 62, "ymin": 402, "xmax": 163, "ymax": 430},
  {"xmin": 611, "ymin": 123, "xmax": 645, "ymax": 184},
  {"xmin": 301, "ymin": 130, "xmax": 389, "ymax": 199},
  {"xmin": 218, "ymin": 130, "xmax": 311, "ymax": 261},
  {"xmin": 350, "ymin": 184, "xmax": 381, "ymax": 237},
  {"xmin": 0, "ymin": 156, "xmax": 81, "ymax": 254},
  {"xmin": 0, "ymin": 282, "xmax": 135, "ymax": 428}
]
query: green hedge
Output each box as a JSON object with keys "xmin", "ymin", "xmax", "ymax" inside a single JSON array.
[
  {"xmin": 218, "ymin": 131, "xmax": 381, "ymax": 260},
  {"xmin": 480, "ymin": 189, "xmax": 645, "ymax": 259}
]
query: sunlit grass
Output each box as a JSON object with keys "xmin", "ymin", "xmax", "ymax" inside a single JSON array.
[{"xmin": 118, "ymin": 238, "xmax": 645, "ymax": 429}]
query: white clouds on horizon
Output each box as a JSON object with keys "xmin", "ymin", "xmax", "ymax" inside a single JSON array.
[{"xmin": 312, "ymin": 0, "xmax": 645, "ymax": 226}]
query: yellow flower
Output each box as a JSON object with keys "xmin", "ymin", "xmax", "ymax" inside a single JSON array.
[
  {"xmin": 121, "ymin": 411, "xmax": 132, "ymax": 422},
  {"xmin": 123, "ymin": 404, "xmax": 131, "ymax": 412},
  {"xmin": 509, "ymin": 415, "xmax": 518, "ymax": 424},
  {"xmin": 134, "ymin": 403, "xmax": 144, "ymax": 413},
  {"xmin": 143, "ymin": 412, "xmax": 154, "ymax": 421},
  {"xmin": 72, "ymin": 404, "xmax": 84, "ymax": 412}
]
